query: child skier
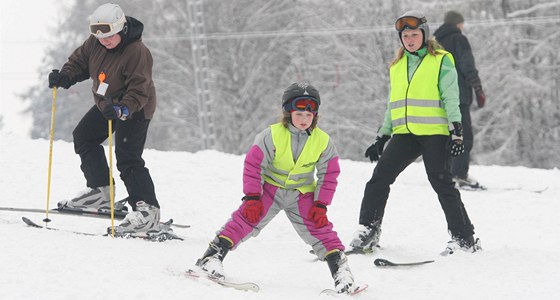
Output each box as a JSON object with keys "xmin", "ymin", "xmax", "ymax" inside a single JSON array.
[{"xmin": 194, "ymin": 82, "xmax": 358, "ymax": 294}]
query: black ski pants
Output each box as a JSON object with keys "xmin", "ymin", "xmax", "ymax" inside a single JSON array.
[
  {"xmin": 451, "ymin": 104, "xmax": 474, "ymax": 178},
  {"xmin": 72, "ymin": 105, "xmax": 159, "ymax": 210},
  {"xmin": 358, "ymin": 134, "xmax": 474, "ymax": 239}
]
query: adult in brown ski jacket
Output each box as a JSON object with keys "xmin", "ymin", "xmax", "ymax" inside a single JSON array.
[{"xmin": 48, "ymin": 3, "xmax": 165, "ymax": 235}]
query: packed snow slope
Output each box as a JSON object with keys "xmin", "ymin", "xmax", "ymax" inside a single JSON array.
[{"xmin": 1, "ymin": 132, "xmax": 558, "ymax": 299}]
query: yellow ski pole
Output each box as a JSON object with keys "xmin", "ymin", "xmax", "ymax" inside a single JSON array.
[
  {"xmin": 44, "ymin": 73, "xmax": 58, "ymax": 225},
  {"xmin": 108, "ymin": 119, "xmax": 115, "ymax": 237}
]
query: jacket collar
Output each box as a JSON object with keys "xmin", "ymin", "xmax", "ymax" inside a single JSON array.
[
  {"xmin": 405, "ymin": 46, "xmax": 427, "ymax": 59},
  {"xmin": 288, "ymin": 123, "xmax": 312, "ymax": 136}
]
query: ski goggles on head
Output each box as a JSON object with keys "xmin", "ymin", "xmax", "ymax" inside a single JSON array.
[
  {"xmin": 395, "ymin": 16, "xmax": 427, "ymax": 32},
  {"xmin": 290, "ymin": 97, "xmax": 319, "ymax": 113},
  {"xmin": 90, "ymin": 23, "xmax": 115, "ymax": 37}
]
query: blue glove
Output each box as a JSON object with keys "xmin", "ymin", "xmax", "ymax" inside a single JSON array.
[
  {"xmin": 449, "ymin": 122, "xmax": 465, "ymax": 157},
  {"xmin": 101, "ymin": 102, "xmax": 129, "ymax": 121},
  {"xmin": 114, "ymin": 106, "xmax": 129, "ymax": 121}
]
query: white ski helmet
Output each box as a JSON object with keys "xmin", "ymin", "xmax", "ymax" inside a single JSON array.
[
  {"xmin": 89, "ymin": 3, "xmax": 126, "ymax": 38},
  {"xmin": 395, "ymin": 10, "xmax": 429, "ymax": 46}
]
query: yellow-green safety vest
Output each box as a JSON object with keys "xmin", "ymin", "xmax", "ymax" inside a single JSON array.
[
  {"xmin": 263, "ymin": 123, "xmax": 330, "ymax": 193},
  {"xmin": 389, "ymin": 50, "xmax": 453, "ymax": 135}
]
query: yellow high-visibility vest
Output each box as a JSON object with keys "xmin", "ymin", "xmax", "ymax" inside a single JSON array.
[
  {"xmin": 389, "ymin": 50, "xmax": 453, "ymax": 135},
  {"xmin": 263, "ymin": 123, "xmax": 329, "ymax": 193}
]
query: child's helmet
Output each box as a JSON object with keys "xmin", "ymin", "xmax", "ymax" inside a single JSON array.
[
  {"xmin": 395, "ymin": 10, "xmax": 429, "ymax": 45},
  {"xmin": 89, "ymin": 3, "xmax": 126, "ymax": 39},
  {"xmin": 281, "ymin": 82, "xmax": 321, "ymax": 112}
]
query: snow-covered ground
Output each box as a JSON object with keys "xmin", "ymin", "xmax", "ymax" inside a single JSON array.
[{"xmin": 0, "ymin": 131, "xmax": 558, "ymax": 299}]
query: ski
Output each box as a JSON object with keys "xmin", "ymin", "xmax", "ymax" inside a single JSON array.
[
  {"xmin": 185, "ymin": 269, "xmax": 260, "ymax": 292},
  {"xmin": 500, "ymin": 186, "xmax": 549, "ymax": 194},
  {"xmin": 320, "ymin": 283, "xmax": 369, "ymax": 296},
  {"xmin": 22, "ymin": 216, "xmax": 101, "ymax": 236},
  {"xmin": 345, "ymin": 246, "xmax": 378, "ymax": 256},
  {"xmin": 1, "ymin": 206, "xmax": 127, "ymax": 219},
  {"xmin": 57, "ymin": 206, "xmax": 129, "ymax": 219},
  {"xmin": 457, "ymin": 185, "xmax": 549, "ymax": 194},
  {"xmin": 22, "ymin": 216, "xmax": 186, "ymax": 241},
  {"xmin": 374, "ymin": 258, "xmax": 434, "ymax": 267},
  {"xmin": 1, "ymin": 206, "xmax": 190, "ymax": 229},
  {"xmin": 309, "ymin": 245, "xmax": 379, "ymax": 261},
  {"xmin": 457, "ymin": 185, "xmax": 487, "ymax": 191}
]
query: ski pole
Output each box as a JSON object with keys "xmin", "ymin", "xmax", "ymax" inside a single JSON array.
[
  {"xmin": 108, "ymin": 119, "xmax": 115, "ymax": 237},
  {"xmin": 44, "ymin": 71, "xmax": 58, "ymax": 225}
]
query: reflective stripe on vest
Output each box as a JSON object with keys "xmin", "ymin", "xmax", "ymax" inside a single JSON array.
[
  {"xmin": 389, "ymin": 50, "xmax": 452, "ymax": 135},
  {"xmin": 263, "ymin": 123, "xmax": 329, "ymax": 193}
]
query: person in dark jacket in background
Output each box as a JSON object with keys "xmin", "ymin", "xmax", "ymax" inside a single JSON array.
[
  {"xmin": 47, "ymin": 3, "xmax": 169, "ymax": 237},
  {"xmin": 434, "ymin": 11, "xmax": 487, "ymax": 190}
]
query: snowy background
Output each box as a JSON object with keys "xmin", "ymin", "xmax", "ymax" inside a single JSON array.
[
  {"xmin": 1, "ymin": 133, "xmax": 559, "ymax": 299},
  {"xmin": 7, "ymin": 0, "xmax": 560, "ymax": 168},
  {"xmin": 0, "ymin": 0, "xmax": 62, "ymax": 136},
  {"xmin": 1, "ymin": 1, "xmax": 560, "ymax": 299}
]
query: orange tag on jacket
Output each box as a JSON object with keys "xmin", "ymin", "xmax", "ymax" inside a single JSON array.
[
  {"xmin": 96, "ymin": 71, "xmax": 108, "ymax": 96},
  {"xmin": 98, "ymin": 71, "xmax": 106, "ymax": 83}
]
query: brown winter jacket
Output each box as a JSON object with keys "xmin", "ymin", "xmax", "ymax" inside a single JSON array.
[{"xmin": 60, "ymin": 17, "xmax": 156, "ymax": 119}]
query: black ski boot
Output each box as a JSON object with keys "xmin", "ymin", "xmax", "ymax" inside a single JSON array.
[
  {"xmin": 325, "ymin": 250, "xmax": 355, "ymax": 294},
  {"xmin": 195, "ymin": 236, "xmax": 232, "ymax": 279}
]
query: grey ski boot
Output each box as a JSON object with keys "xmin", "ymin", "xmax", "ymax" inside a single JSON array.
[{"xmin": 58, "ymin": 186, "xmax": 113, "ymax": 211}]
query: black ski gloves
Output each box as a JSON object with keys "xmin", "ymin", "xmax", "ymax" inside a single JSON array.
[
  {"xmin": 449, "ymin": 122, "xmax": 465, "ymax": 157},
  {"xmin": 365, "ymin": 135, "xmax": 391, "ymax": 162},
  {"xmin": 48, "ymin": 69, "xmax": 72, "ymax": 89}
]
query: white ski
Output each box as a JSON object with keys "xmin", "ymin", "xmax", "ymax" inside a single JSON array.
[
  {"xmin": 185, "ymin": 269, "xmax": 259, "ymax": 292},
  {"xmin": 320, "ymin": 283, "xmax": 369, "ymax": 296}
]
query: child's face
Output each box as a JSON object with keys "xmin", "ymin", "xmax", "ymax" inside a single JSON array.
[
  {"xmin": 401, "ymin": 28, "xmax": 423, "ymax": 52},
  {"xmin": 97, "ymin": 33, "xmax": 122, "ymax": 49},
  {"xmin": 291, "ymin": 111, "xmax": 315, "ymax": 131}
]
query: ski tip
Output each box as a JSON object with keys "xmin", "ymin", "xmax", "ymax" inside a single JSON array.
[
  {"xmin": 252, "ymin": 284, "xmax": 260, "ymax": 292},
  {"xmin": 374, "ymin": 258, "xmax": 393, "ymax": 267},
  {"xmin": 352, "ymin": 283, "xmax": 369, "ymax": 295},
  {"xmin": 185, "ymin": 269, "xmax": 201, "ymax": 278},
  {"xmin": 22, "ymin": 216, "xmax": 42, "ymax": 228}
]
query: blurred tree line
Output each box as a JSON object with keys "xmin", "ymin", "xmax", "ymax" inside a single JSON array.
[{"xmin": 24, "ymin": 0, "xmax": 560, "ymax": 169}]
